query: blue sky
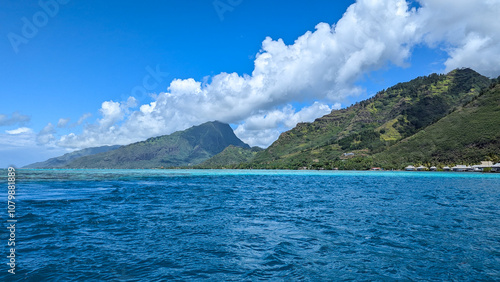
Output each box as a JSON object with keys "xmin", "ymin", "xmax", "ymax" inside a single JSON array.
[
  {"xmin": 1, "ymin": 0, "xmax": 499, "ymax": 167},
  {"xmin": 1, "ymin": 0, "xmax": 353, "ymax": 127}
]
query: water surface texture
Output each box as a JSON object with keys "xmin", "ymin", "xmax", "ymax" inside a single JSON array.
[{"xmin": 2, "ymin": 169, "xmax": 500, "ymax": 281}]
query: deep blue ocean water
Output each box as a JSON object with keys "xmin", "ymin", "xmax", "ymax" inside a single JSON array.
[{"xmin": 1, "ymin": 169, "xmax": 500, "ymax": 281}]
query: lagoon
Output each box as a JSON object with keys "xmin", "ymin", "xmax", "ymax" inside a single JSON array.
[{"xmin": 2, "ymin": 169, "xmax": 500, "ymax": 280}]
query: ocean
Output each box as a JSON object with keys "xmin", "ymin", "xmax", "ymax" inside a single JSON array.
[{"xmin": 2, "ymin": 169, "xmax": 500, "ymax": 281}]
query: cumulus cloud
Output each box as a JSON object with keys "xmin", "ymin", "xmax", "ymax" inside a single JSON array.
[
  {"xmin": 0, "ymin": 112, "xmax": 30, "ymax": 127},
  {"xmin": 37, "ymin": 123, "xmax": 56, "ymax": 145},
  {"xmin": 416, "ymin": 0, "xmax": 500, "ymax": 76},
  {"xmin": 57, "ymin": 0, "xmax": 500, "ymax": 149},
  {"xmin": 58, "ymin": 99, "xmax": 140, "ymax": 148},
  {"xmin": 76, "ymin": 113, "xmax": 92, "ymax": 125},
  {"xmin": 57, "ymin": 118, "xmax": 70, "ymax": 128},
  {"xmin": 58, "ymin": 0, "xmax": 415, "ymax": 148},
  {"xmin": 0, "ymin": 128, "xmax": 69, "ymax": 168},
  {"xmin": 0, "ymin": 128, "xmax": 37, "ymax": 149},
  {"xmin": 234, "ymin": 102, "xmax": 340, "ymax": 148},
  {"xmin": 6, "ymin": 127, "xmax": 33, "ymax": 135}
]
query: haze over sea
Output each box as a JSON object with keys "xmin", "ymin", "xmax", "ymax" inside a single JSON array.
[{"xmin": 2, "ymin": 169, "xmax": 500, "ymax": 281}]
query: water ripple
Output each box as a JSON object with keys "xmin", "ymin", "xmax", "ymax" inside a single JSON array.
[{"xmin": 1, "ymin": 170, "xmax": 499, "ymax": 281}]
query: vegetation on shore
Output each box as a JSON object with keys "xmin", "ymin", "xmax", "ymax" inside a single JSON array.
[
  {"xmin": 23, "ymin": 145, "xmax": 121, "ymax": 169},
  {"xmin": 63, "ymin": 121, "xmax": 250, "ymax": 169},
  {"xmin": 26, "ymin": 68, "xmax": 500, "ymax": 170},
  {"xmin": 194, "ymin": 145, "xmax": 263, "ymax": 169},
  {"xmin": 374, "ymin": 81, "xmax": 500, "ymax": 169},
  {"xmin": 223, "ymin": 69, "xmax": 499, "ymax": 170}
]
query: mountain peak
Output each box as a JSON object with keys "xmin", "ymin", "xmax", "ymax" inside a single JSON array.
[
  {"xmin": 46, "ymin": 121, "xmax": 250, "ymax": 169},
  {"xmin": 250, "ymin": 68, "xmax": 493, "ymax": 169},
  {"xmin": 23, "ymin": 145, "xmax": 121, "ymax": 169}
]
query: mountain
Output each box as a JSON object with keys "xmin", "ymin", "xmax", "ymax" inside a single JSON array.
[
  {"xmin": 374, "ymin": 81, "xmax": 500, "ymax": 168},
  {"xmin": 244, "ymin": 68, "xmax": 493, "ymax": 169},
  {"xmin": 23, "ymin": 145, "xmax": 121, "ymax": 169},
  {"xmin": 196, "ymin": 145, "xmax": 263, "ymax": 168},
  {"xmin": 64, "ymin": 121, "xmax": 250, "ymax": 169}
]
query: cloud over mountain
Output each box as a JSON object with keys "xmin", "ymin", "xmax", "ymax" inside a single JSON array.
[
  {"xmin": 416, "ymin": 0, "xmax": 500, "ymax": 77},
  {"xmin": 57, "ymin": 0, "xmax": 500, "ymax": 149}
]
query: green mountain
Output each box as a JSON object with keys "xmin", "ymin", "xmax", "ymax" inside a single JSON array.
[
  {"xmin": 374, "ymin": 81, "xmax": 500, "ymax": 168},
  {"xmin": 242, "ymin": 68, "xmax": 493, "ymax": 169},
  {"xmin": 26, "ymin": 69, "xmax": 498, "ymax": 171},
  {"xmin": 23, "ymin": 145, "xmax": 121, "ymax": 169},
  {"xmin": 196, "ymin": 145, "xmax": 263, "ymax": 168},
  {"xmin": 65, "ymin": 121, "xmax": 250, "ymax": 169}
]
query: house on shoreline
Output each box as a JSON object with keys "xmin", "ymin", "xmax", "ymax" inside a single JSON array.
[
  {"xmin": 452, "ymin": 165, "xmax": 472, "ymax": 172},
  {"xmin": 472, "ymin": 161, "xmax": 494, "ymax": 172},
  {"xmin": 405, "ymin": 165, "xmax": 415, "ymax": 171},
  {"xmin": 401, "ymin": 161, "xmax": 498, "ymax": 172},
  {"xmin": 417, "ymin": 166, "xmax": 428, "ymax": 171},
  {"xmin": 492, "ymin": 163, "xmax": 500, "ymax": 172}
]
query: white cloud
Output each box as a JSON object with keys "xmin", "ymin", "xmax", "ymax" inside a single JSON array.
[
  {"xmin": 99, "ymin": 101, "xmax": 124, "ymax": 128},
  {"xmin": 58, "ymin": 98, "xmax": 141, "ymax": 148},
  {"xmin": 37, "ymin": 123, "xmax": 56, "ymax": 145},
  {"xmin": 6, "ymin": 127, "xmax": 33, "ymax": 135},
  {"xmin": 0, "ymin": 128, "xmax": 70, "ymax": 168},
  {"xmin": 57, "ymin": 118, "xmax": 70, "ymax": 128},
  {"xmin": 58, "ymin": 0, "xmax": 416, "ymax": 149},
  {"xmin": 126, "ymin": 96, "xmax": 138, "ymax": 108},
  {"xmin": 0, "ymin": 112, "xmax": 30, "ymax": 127},
  {"xmin": 76, "ymin": 113, "xmax": 92, "ymax": 125},
  {"xmin": 444, "ymin": 34, "xmax": 500, "ymax": 77},
  {"xmin": 57, "ymin": 0, "xmax": 500, "ymax": 149},
  {"xmin": 416, "ymin": 0, "xmax": 500, "ymax": 77},
  {"xmin": 234, "ymin": 102, "xmax": 338, "ymax": 148},
  {"xmin": 0, "ymin": 127, "xmax": 38, "ymax": 151},
  {"xmin": 0, "ymin": 124, "xmax": 72, "ymax": 168}
]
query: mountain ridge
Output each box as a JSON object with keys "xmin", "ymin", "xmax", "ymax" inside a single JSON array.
[
  {"xmin": 373, "ymin": 81, "xmax": 500, "ymax": 168},
  {"xmin": 228, "ymin": 68, "xmax": 497, "ymax": 169},
  {"xmin": 23, "ymin": 145, "xmax": 121, "ymax": 169},
  {"xmin": 24, "ymin": 69, "xmax": 499, "ymax": 170},
  {"xmin": 195, "ymin": 145, "xmax": 263, "ymax": 168},
  {"xmin": 63, "ymin": 121, "xmax": 249, "ymax": 169}
]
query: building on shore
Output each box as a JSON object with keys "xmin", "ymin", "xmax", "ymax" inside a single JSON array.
[
  {"xmin": 403, "ymin": 162, "xmax": 497, "ymax": 172},
  {"xmin": 417, "ymin": 166, "xmax": 428, "ymax": 171},
  {"xmin": 472, "ymin": 161, "xmax": 494, "ymax": 172},
  {"xmin": 492, "ymin": 163, "xmax": 500, "ymax": 172},
  {"xmin": 405, "ymin": 165, "xmax": 416, "ymax": 171},
  {"xmin": 452, "ymin": 165, "xmax": 472, "ymax": 172}
]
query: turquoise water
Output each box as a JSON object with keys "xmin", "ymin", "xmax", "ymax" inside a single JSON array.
[{"xmin": 2, "ymin": 169, "xmax": 500, "ymax": 281}]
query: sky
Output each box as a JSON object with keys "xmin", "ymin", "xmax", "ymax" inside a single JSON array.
[{"xmin": 1, "ymin": 0, "xmax": 500, "ymax": 168}]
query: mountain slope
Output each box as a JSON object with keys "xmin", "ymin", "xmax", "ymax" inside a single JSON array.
[
  {"xmin": 374, "ymin": 81, "xmax": 500, "ymax": 167},
  {"xmin": 196, "ymin": 145, "xmax": 263, "ymax": 168},
  {"xmin": 23, "ymin": 145, "xmax": 121, "ymax": 169},
  {"xmin": 65, "ymin": 121, "xmax": 250, "ymax": 169},
  {"xmin": 249, "ymin": 68, "xmax": 492, "ymax": 169}
]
